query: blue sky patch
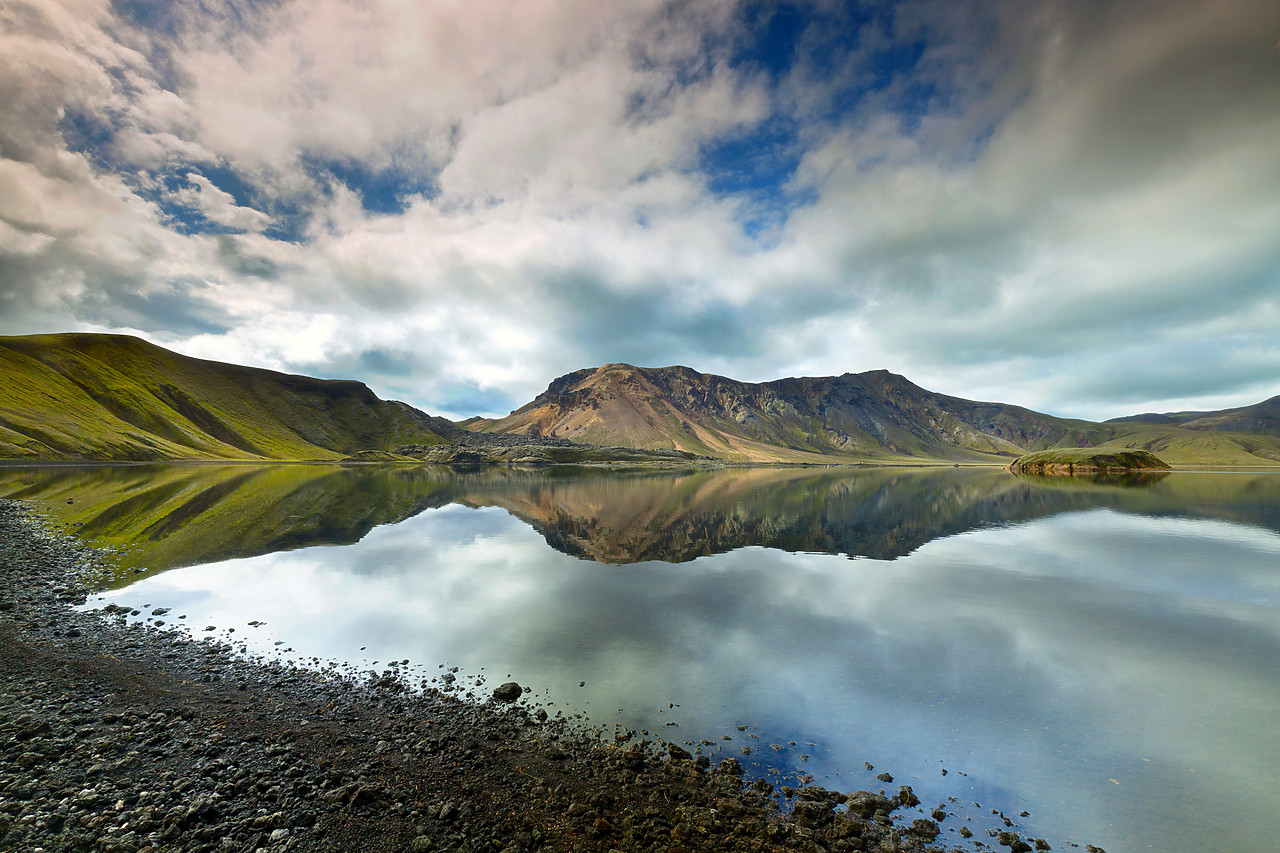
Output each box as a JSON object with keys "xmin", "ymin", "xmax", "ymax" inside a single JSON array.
[
  {"xmin": 306, "ymin": 157, "xmax": 437, "ymax": 216},
  {"xmin": 435, "ymin": 385, "xmax": 517, "ymax": 419}
]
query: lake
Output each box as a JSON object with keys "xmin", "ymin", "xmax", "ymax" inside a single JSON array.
[{"xmin": 3, "ymin": 463, "xmax": 1278, "ymax": 853}]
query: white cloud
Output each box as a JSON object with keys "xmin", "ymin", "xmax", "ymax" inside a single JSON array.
[
  {"xmin": 173, "ymin": 173, "xmax": 271, "ymax": 232},
  {"xmin": 1, "ymin": 0, "xmax": 1278, "ymax": 419}
]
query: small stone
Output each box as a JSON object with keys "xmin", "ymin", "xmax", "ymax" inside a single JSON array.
[
  {"xmin": 269, "ymin": 828, "xmax": 289, "ymax": 841},
  {"xmin": 406, "ymin": 836, "xmax": 434, "ymax": 853},
  {"xmin": 876, "ymin": 772, "xmax": 894, "ymax": 783}
]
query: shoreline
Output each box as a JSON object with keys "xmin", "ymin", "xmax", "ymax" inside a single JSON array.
[{"xmin": 0, "ymin": 498, "xmax": 1069, "ymax": 853}]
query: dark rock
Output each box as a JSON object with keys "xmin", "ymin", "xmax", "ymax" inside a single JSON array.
[
  {"xmin": 491, "ymin": 682, "xmax": 522, "ymax": 702},
  {"xmin": 845, "ymin": 791, "xmax": 892, "ymax": 819},
  {"xmin": 717, "ymin": 757, "xmax": 743, "ymax": 776},
  {"xmin": 876, "ymin": 771, "xmax": 893, "ymax": 783},
  {"xmin": 999, "ymin": 831, "xmax": 1034, "ymax": 852}
]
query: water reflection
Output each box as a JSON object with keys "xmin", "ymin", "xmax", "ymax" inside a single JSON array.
[
  {"xmin": 81, "ymin": 504, "xmax": 1280, "ymax": 853},
  {"xmin": 2, "ymin": 463, "xmax": 1279, "ymax": 577},
  {"xmin": 3, "ymin": 464, "xmax": 1279, "ymax": 853}
]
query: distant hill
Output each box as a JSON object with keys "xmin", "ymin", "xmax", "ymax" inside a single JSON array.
[
  {"xmin": 1108, "ymin": 396, "xmax": 1280, "ymax": 437},
  {"xmin": 472, "ymin": 363, "xmax": 1280, "ymax": 466},
  {"xmin": 0, "ymin": 333, "xmax": 457, "ymax": 461}
]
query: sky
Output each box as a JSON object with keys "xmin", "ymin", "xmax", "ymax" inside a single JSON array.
[{"xmin": 2, "ymin": 0, "xmax": 1278, "ymax": 421}]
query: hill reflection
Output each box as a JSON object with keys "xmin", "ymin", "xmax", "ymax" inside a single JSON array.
[{"xmin": 1, "ymin": 464, "xmax": 1277, "ymax": 580}]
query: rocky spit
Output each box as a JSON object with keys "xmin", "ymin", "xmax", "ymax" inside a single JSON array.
[{"xmin": 0, "ymin": 498, "xmax": 1071, "ymax": 853}]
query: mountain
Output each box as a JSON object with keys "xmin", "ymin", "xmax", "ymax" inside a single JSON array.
[
  {"xmin": 1107, "ymin": 396, "xmax": 1280, "ymax": 437},
  {"xmin": 4, "ymin": 333, "xmax": 1276, "ymax": 466},
  {"xmin": 473, "ymin": 363, "xmax": 1280, "ymax": 465},
  {"xmin": 0, "ymin": 333, "xmax": 457, "ymax": 461},
  {"xmin": 472, "ymin": 363, "xmax": 1102, "ymax": 463}
]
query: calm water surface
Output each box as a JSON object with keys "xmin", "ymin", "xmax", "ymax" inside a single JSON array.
[{"xmin": 3, "ymin": 464, "xmax": 1278, "ymax": 853}]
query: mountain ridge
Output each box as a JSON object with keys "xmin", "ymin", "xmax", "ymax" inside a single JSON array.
[
  {"xmin": 2, "ymin": 334, "xmax": 1278, "ymax": 466},
  {"xmin": 474, "ymin": 362, "xmax": 1280, "ymax": 465}
]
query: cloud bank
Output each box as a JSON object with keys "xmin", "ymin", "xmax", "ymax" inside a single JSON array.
[{"xmin": 1, "ymin": 0, "xmax": 1278, "ymax": 419}]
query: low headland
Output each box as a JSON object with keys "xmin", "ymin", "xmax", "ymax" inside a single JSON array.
[
  {"xmin": 0, "ymin": 500, "xmax": 1076, "ymax": 853},
  {"xmin": 1006, "ymin": 448, "xmax": 1171, "ymax": 476}
]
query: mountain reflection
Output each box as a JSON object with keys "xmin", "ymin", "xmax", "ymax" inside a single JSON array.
[{"xmin": 1, "ymin": 464, "xmax": 1277, "ymax": 579}]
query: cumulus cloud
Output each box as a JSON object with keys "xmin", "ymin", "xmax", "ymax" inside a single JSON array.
[
  {"xmin": 172, "ymin": 173, "xmax": 271, "ymax": 232},
  {"xmin": 0, "ymin": 0, "xmax": 1277, "ymax": 419}
]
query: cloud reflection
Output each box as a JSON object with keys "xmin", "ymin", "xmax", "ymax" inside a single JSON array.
[{"xmin": 98, "ymin": 501, "xmax": 1280, "ymax": 853}]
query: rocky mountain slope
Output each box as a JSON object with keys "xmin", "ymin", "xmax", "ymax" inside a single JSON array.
[
  {"xmin": 473, "ymin": 363, "xmax": 1280, "ymax": 465},
  {"xmin": 0, "ymin": 334, "xmax": 458, "ymax": 461}
]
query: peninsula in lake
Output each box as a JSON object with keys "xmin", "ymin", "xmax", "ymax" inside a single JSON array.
[{"xmin": 3, "ymin": 333, "xmax": 1279, "ymax": 466}]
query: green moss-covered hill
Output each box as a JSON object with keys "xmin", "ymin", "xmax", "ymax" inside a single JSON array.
[
  {"xmin": 0, "ymin": 333, "xmax": 456, "ymax": 461},
  {"xmin": 1007, "ymin": 448, "xmax": 1172, "ymax": 475}
]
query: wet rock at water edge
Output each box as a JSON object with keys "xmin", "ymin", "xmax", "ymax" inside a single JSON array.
[{"xmin": 492, "ymin": 681, "xmax": 522, "ymax": 702}]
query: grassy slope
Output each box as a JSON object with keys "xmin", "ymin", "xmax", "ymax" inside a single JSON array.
[
  {"xmin": 1084, "ymin": 422, "xmax": 1280, "ymax": 465},
  {"xmin": 0, "ymin": 333, "xmax": 453, "ymax": 461}
]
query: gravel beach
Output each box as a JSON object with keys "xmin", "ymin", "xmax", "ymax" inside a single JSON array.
[{"xmin": 0, "ymin": 498, "xmax": 1054, "ymax": 853}]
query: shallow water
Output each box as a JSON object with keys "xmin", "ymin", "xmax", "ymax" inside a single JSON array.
[{"xmin": 4, "ymin": 464, "xmax": 1278, "ymax": 853}]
